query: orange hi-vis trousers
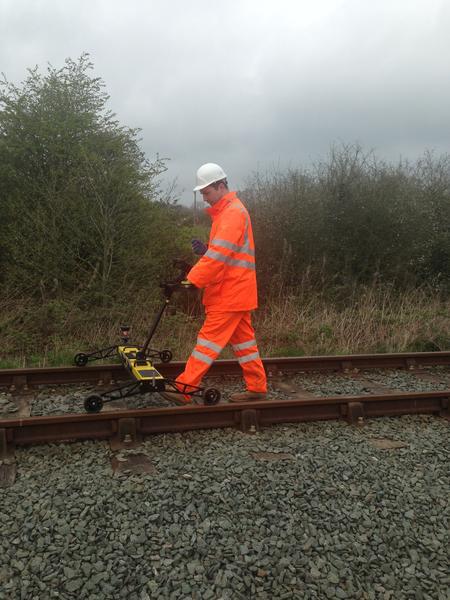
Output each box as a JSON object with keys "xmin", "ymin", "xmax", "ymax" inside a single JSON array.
[{"xmin": 175, "ymin": 311, "xmax": 267, "ymax": 401}]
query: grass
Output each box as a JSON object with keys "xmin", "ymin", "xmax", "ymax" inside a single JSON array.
[
  {"xmin": 257, "ymin": 284, "xmax": 449, "ymax": 357},
  {"xmin": 0, "ymin": 284, "xmax": 448, "ymax": 368}
]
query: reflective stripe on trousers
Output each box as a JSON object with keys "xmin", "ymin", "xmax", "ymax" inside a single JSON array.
[{"xmin": 175, "ymin": 311, "xmax": 267, "ymax": 398}]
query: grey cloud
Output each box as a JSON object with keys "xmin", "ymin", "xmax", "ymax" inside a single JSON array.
[{"xmin": 1, "ymin": 0, "xmax": 449, "ymax": 202}]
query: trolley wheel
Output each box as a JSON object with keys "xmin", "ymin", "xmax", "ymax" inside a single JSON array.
[
  {"xmin": 159, "ymin": 350, "xmax": 173, "ymax": 363},
  {"xmin": 74, "ymin": 353, "xmax": 89, "ymax": 367},
  {"xmin": 84, "ymin": 394, "xmax": 103, "ymax": 413},
  {"xmin": 203, "ymin": 388, "xmax": 221, "ymax": 405}
]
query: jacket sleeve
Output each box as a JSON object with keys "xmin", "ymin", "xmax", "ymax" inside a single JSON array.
[{"xmin": 187, "ymin": 208, "xmax": 246, "ymax": 289}]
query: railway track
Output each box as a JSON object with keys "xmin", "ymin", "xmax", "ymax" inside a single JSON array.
[
  {"xmin": 2, "ymin": 351, "xmax": 450, "ymax": 391},
  {"xmin": 0, "ymin": 351, "xmax": 449, "ymax": 460}
]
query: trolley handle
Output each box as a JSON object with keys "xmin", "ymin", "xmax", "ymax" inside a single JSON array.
[{"xmin": 160, "ymin": 259, "xmax": 193, "ymax": 297}]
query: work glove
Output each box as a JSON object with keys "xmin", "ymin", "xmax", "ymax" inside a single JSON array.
[{"xmin": 191, "ymin": 239, "xmax": 207, "ymax": 256}]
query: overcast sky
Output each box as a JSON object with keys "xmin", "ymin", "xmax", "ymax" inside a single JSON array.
[{"xmin": 1, "ymin": 0, "xmax": 450, "ymax": 204}]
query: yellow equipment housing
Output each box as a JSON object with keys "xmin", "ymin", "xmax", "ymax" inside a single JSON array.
[{"xmin": 118, "ymin": 345, "xmax": 165, "ymax": 389}]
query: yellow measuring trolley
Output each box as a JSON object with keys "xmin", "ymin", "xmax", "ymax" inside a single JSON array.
[
  {"xmin": 118, "ymin": 344, "xmax": 166, "ymax": 387},
  {"xmin": 74, "ymin": 260, "xmax": 221, "ymax": 413}
]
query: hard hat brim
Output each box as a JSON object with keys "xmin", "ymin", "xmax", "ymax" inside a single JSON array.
[
  {"xmin": 193, "ymin": 183, "xmax": 209, "ymax": 192},
  {"xmin": 193, "ymin": 175, "xmax": 227, "ymax": 192}
]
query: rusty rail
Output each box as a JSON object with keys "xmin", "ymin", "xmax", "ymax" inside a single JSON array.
[
  {"xmin": 1, "ymin": 351, "xmax": 450, "ymax": 391},
  {"xmin": 1, "ymin": 351, "xmax": 449, "ymax": 458},
  {"xmin": 1, "ymin": 389, "xmax": 449, "ymax": 458}
]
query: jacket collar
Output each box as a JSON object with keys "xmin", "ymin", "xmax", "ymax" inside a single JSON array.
[{"xmin": 205, "ymin": 191, "xmax": 237, "ymax": 218}]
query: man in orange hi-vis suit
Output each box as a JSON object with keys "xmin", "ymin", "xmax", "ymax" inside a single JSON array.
[{"xmin": 161, "ymin": 162, "xmax": 267, "ymax": 404}]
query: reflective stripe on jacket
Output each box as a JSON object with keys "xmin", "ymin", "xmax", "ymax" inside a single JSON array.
[{"xmin": 187, "ymin": 191, "xmax": 258, "ymax": 311}]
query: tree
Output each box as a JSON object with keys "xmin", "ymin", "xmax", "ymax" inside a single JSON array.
[
  {"xmin": 242, "ymin": 143, "xmax": 450, "ymax": 295},
  {"xmin": 0, "ymin": 54, "xmax": 174, "ymax": 306}
]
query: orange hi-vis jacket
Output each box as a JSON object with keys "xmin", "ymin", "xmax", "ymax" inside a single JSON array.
[{"xmin": 187, "ymin": 191, "xmax": 258, "ymax": 311}]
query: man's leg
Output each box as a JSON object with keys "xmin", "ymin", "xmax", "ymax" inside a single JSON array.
[
  {"xmin": 229, "ymin": 312, "xmax": 267, "ymax": 396},
  {"xmin": 170, "ymin": 311, "xmax": 246, "ymax": 402}
]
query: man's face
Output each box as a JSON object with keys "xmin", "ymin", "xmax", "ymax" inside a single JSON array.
[{"xmin": 200, "ymin": 184, "xmax": 225, "ymax": 206}]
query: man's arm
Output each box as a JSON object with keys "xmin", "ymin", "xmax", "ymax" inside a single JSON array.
[{"xmin": 187, "ymin": 209, "xmax": 246, "ymax": 288}]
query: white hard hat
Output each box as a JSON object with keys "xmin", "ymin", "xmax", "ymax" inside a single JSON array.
[{"xmin": 193, "ymin": 163, "xmax": 227, "ymax": 191}]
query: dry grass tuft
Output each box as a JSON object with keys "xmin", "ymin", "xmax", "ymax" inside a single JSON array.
[
  {"xmin": 257, "ymin": 283, "xmax": 449, "ymax": 356},
  {"xmin": 0, "ymin": 284, "xmax": 448, "ymax": 367}
]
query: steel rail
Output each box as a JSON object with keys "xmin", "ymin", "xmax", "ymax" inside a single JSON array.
[
  {"xmin": 1, "ymin": 351, "xmax": 450, "ymax": 391},
  {"xmin": 1, "ymin": 389, "xmax": 449, "ymax": 458}
]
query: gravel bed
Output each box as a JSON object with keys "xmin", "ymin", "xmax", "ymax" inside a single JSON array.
[
  {"xmin": 0, "ymin": 367, "xmax": 447, "ymax": 418},
  {"xmin": 0, "ymin": 391, "xmax": 19, "ymax": 417},
  {"xmin": 0, "ymin": 415, "xmax": 448, "ymax": 600},
  {"xmin": 283, "ymin": 367, "xmax": 450, "ymax": 397},
  {"xmin": 31, "ymin": 385, "xmax": 92, "ymax": 416},
  {"xmin": 27, "ymin": 376, "xmax": 278, "ymax": 417},
  {"xmin": 30, "ymin": 384, "xmax": 169, "ymax": 417},
  {"xmin": 431, "ymin": 367, "xmax": 450, "ymax": 386},
  {"xmin": 288, "ymin": 374, "xmax": 373, "ymax": 397},
  {"xmin": 362, "ymin": 370, "xmax": 450, "ymax": 393}
]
